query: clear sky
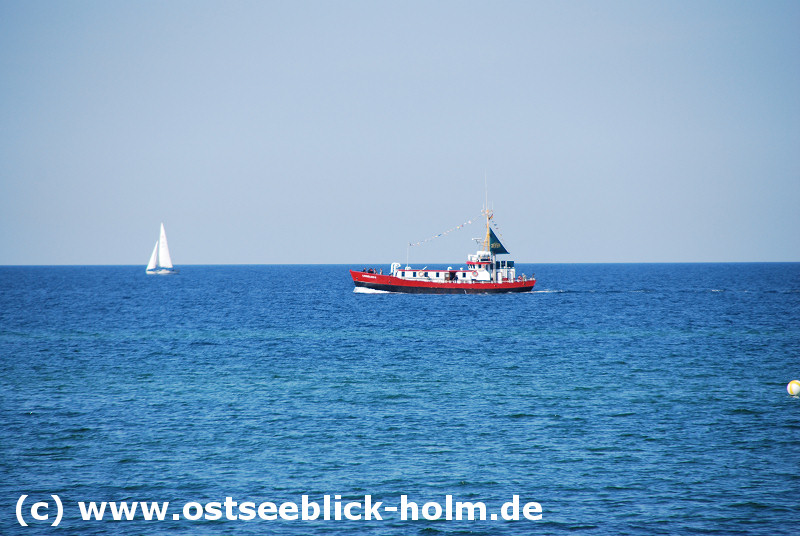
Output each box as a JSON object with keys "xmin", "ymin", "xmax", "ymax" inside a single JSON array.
[{"xmin": 1, "ymin": 1, "xmax": 798, "ymax": 265}]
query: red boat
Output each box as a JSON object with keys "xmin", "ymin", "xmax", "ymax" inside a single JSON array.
[{"xmin": 351, "ymin": 208, "xmax": 535, "ymax": 294}]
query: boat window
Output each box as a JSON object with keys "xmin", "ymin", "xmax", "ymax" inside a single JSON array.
[{"xmin": 413, "ymin": 272, "xmax": 417, "ymax": 277}]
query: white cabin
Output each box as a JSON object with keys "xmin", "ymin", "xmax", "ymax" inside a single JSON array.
[{"xmin": 389, "ymin": 250, "xmax": 519, "ymax": 284}]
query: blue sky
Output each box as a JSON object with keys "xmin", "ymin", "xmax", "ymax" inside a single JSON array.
[{"xmin": 1, "ymin": 1, "xmax": 798, "ymax": 264}]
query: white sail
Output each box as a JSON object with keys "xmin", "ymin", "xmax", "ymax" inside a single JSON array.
[
  {"xmin": 146, "ymin": 242, "xmax": 159, "ymax": 271},
  {"xmin": 146, "ymin": 222, "xmax": 177, "ymax": 274},
  {"xmin": 157, "ymin": 223, "xmax": 173, "ymax": 269}
]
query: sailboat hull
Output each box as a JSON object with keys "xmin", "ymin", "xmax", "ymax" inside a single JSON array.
[
  {"xmin": 145, "ymin": 268, "xmax": 179, "ymax": 275},
  {"xmin": 146, "ymin": 268, "xmax": 179, "ymax": 275}
]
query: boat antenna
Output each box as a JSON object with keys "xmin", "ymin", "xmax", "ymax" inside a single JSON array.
[
  {"xmin": 484, "ymin": 172, "xmax": 488, "ymax": 211},
  {"xmin": 483, "ymin": 173, "xmax": 492, "ymax": 252}
]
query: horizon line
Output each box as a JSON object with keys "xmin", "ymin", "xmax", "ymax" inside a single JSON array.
[{"xmin": 1, "ymin": 260, "xmax": 799, "ymax": 268}]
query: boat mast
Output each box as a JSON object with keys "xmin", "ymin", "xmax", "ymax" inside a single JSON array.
[
  {"xmin": 482, "ymin": 202, "xmax": 497, "ymax": 280},
  {"xmin": 483, "ymin": 208, "xmax": 490, "ymax": 251},
  {"xmin": 482, "ymin": 175, "xmax": 497, "ymax": 279}
]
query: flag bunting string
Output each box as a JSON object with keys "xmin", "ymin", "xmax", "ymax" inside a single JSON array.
[{"xmin": 408, "ymin": 214, "xmax": 481, "ymax": 247}]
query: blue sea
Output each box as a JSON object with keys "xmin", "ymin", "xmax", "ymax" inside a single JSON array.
[{"xmin": 1, "ymin": 263, "xmax": 799, "ymax": 535}]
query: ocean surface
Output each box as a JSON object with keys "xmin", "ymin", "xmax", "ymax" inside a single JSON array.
[{"xmin": 1, "ymin": 263, "xmax": 799, "ymax": 535}]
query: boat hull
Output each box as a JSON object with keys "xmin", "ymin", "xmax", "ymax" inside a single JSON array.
[
  {"xmin": 146, "ymin": 268, "xmax": 179, "ymax": 275},
  {"xmin": 350, "ymin": 270, "xmax": 535, "ymax": 294}
]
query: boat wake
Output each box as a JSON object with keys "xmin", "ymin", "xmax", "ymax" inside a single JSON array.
[
  {"xmin": 353, "ymin": 287, "xmax": 392, "ymax": 294},
  {"xmin": 532, "ymin": 289, "xmax": 566, "ymax": 294}
]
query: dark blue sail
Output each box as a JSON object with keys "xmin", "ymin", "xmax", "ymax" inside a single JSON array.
[{"xmin": 488, "ymin": 228, "xmax": 509, "ymax": 255}]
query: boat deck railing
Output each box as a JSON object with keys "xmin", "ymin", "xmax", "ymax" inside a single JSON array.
[{"xmin": 358, "ymin": 268, "xmax": 534, "ymax": 284}]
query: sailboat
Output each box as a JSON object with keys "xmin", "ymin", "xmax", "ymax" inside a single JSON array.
[{"xmin": 146, "ymin": 223, "xmax": 178, "ymax": 275}]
